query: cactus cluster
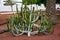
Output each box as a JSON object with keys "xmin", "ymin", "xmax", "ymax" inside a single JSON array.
[
  {"xmin": 6, "ymin": 0, "xmax": 54, "ymax": 37},
  {"xmin": 7, "ymin": 4, "xmax": 40, "ymax": 36}
]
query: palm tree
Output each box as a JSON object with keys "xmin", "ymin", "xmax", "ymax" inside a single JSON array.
[{"xmin": 46, "ymin": 0, "xmax": 57, "ymax": 24}]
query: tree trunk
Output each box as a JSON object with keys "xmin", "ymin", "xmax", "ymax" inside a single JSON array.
[{"xmin": 46, "ymin": 0, "xmax": 57, "ymax": 24}]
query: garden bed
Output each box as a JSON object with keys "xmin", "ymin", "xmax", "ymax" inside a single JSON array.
[
  {"xmin": 0, "ymin": 10, "xmax": 60, "ymax": 40},
  {"xmin": 0, "ymin": 24, "xmax": 60, "ymax": 40}
]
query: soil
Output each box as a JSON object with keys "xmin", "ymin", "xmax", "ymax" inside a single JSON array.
[{"xmin": 0, "ymin": 14, "xmax": 60, "ymax": 40}]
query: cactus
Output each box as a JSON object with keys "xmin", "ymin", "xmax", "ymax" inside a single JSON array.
[
  {"xmin": 6, "ymin": 0, "xmax": 53, "ymax": 37},
  {"xmin": 7, "ymin": 3, "xmax": 40, "ymax": 36}
]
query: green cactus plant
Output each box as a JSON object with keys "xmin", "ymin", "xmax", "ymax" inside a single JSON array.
[{"xmin": 6, "ymin": 0, "xmax": 53, "ymax": 37}]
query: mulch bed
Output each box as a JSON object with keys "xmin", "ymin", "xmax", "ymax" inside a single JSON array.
[{"xmin": 0, "ymin": 14, "xmax": 60, "ymax": 40}]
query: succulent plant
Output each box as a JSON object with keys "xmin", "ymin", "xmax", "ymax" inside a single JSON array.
[{"xmin": 6, "ymin": 0, "xmax": 53, "ymax": 37}]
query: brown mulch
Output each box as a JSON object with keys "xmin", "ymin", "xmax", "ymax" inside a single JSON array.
[{"xmin": 0, "ymin": 14, "xmax": 60, "ymax": 40}]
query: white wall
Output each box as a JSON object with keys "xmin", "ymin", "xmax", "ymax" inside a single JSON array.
[
  {"xmin": 0, "ymin": 0, "xmax": 46, "ymax": 12},
  {"xmin": 0, "ymin": 0, "xmax": 22, "ymax": 12},
  {"xmin": 0, "ymin": 0, "xmax": 60, "ymax": 12}
]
